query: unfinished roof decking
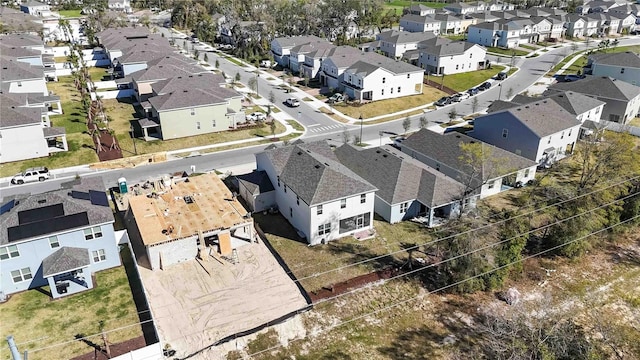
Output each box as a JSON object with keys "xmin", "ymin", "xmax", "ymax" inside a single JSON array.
[{"xmin": 128, "ymin": 174, "xmax": 250, "ymax": 246}]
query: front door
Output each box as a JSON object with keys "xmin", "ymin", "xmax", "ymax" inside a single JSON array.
[{"xmin": 356, "ymin": 214, "xmax": 365, "ymax": 229}]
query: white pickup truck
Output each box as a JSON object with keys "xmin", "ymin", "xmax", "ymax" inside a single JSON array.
[{"xmin": 11, "ymin": 167, "xmax": 51, "ymax": 185}]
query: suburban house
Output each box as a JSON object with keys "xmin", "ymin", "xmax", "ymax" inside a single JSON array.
[
  {"xmin": 399, "ymin": 14, "xmax": 442, "ymax": 34},
  {"xmin": 0, "ymin": 33, "xmax": 47, "ymax": 55},
  {"xmin": 107, "ymin": 0, "xmax": 132, "ymax": 13},
  {"xmin": 434, "ymin": 13, "xmax": 464, "ymax": 34},
  {"xmin": 470, "ymin": 98, "xmax": 582, "ymax": 167},
  {"xmin": 299, "ymin": 45, "xmax": 361, "ymax": 80},
  {"xmin": 486, "ymin": 0, "xmax": 516, "ymax": 12},
  {"xmin": 0, "ymin": 178, "xmax": 120, "ymax": 299},
  {"xmin": 546, "ymin": 76, "xmax": 640, "ymax": 124},
  {"xmin": 288, "ymin": 40, "xmax": 336, "ymax": 74},
  {"xmin": 125, "ymin": 174, "xmax": 255, "ymax": 270},
  {"xmin": 0, "ymin": 57, "xmax": 47, "ymax": 95},
  {"xmin": 467, "ymin": 21, "xmax": 523, "ymax": 48},
  {"xmin": 128, "ymin": 54, "xmax": 206, "ymax": 101},
  {"xmin": 19, "ymin": 1, "xmax": 51, "ymax": 16},
  {"xmin": 587, "ymin": 13, "xmax": 620, "ymax": 34},
  {"xmin": 583, "ymin": 15, "xmax": 600, "ymax": 37},
  {"xmin": 235, "ymin": 170, "xmax": 276, "ymax": 213},
  {"xmin": 339, "ymin": 52, "xmax": 425, "ymax": 102},
  {"xmin": 378, "ymin": 30, "xmax": 436, "ymax": 59},
  {"xmin": 142, "ymin": 73, "xmax": 244, "ymax": 140},
  {"xmin": 406, "ymin": 3, "xmax": 436, "ymax": 16},
  {"xmin": 255, "ymin": 141, "xmax": 378, "ymax": 245},
  {"xmin": 334, "ymin": 144, "xmax": 466, "ymax": 227},
  {"xmin": 111, "ymin": 44, "xmax": 177, "ymax": 77},
  {"xmin": 611, "ymin": 12, "xmax": 637, "ymax": 34},
  {"xmin": 564, "ymin": 15, "xmax": 587, "ymax": 37},
  {"xmin": 444, "ymin": 2, "xmax": 478, "ymax": 15},
  {"xmin": 586, "ymin": 51, "xmax": 640, "ymax": 85},
  {"xmin": 416, "ymin": 39, "xmax": 487, "ymax": 75},
  {"xmin": 396, "ymin": 129, "xmax": 538, "ymax": 199},
  {"xmin": 0, "ymin": 44, "xmax": 43, "ymax": 66},
  {"xmin": 270, "ymin": 35, "xmax": 329, "ymax": 68}
]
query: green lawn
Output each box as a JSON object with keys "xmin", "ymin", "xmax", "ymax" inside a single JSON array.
[
  {"xmin": 519, "ymin": 44, "xmax": 538, "ymax": 50},
  {"xmin": 433, "ymin": 65, "xmax": 505, "ymax": 92},
  {"xmin": 486, "ymin": 47, "xmax": 530, "ymax": 56},
  {"xmin": 58, "ymin": 9, "xmax": 83, "ymax": 18},
  {"xmin": 0, "ymin": 247, "xmax": 142, "ymax": 360},
  {"xmin": 383, "ymin": 0, "xmax": 447, "ymax": 12}
]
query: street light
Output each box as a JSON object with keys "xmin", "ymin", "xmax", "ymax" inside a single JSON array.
[
  {"xmin": 255, "ymin": 72, "xmax": 259, "ymax": 97},
  {"xmin": 359, "ymin": 114, "xmax": 363, "ymax": 146},
  {"xmin": 379, "ymin": 131, "xmax": 383, "ymax": 146},
  {"xmin": 497, "ymin": 83, "xmax": 502, "ymax": 100}
]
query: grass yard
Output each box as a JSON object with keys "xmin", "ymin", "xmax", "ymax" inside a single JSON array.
[
  {"xmin": 486, "ymin": 47, "xmax": 529, "ymax": 56},
  {"xmin": 256, "ymin": 213, "xmax": 435, "ymax": 293},
  {"xmin": 628, "ymin": 117, "xmax": 640, "ymax": 127},
  {"xmin": 435, "ymin": 65, "xmax": 505, "ymax": 92},
  {"xmin": 58, "ymin": 9, "xmax": 83, "ymax": 18},
  {"xmin": 47, "ymin": 75, "xmax": 87, "ymax": 134},
  {"xmin": 519, "ymin": 44, "xmax": 538, "ymax": 50},
  {"xmin": 87, "ymin": 66, "xmax": 109, "ymax": 82},
  {"xmin": 382, "ymin": 0, "xmax": 446, "ymax": 12},
  {"xmin": 0, "ymin": 247, "xmax": 142, "ymax": 360},
  {"xmin": 287, "ymin": 119, "xmax": 305, "ymax": 132},
  {"xmin": 330, "ymin": 89, "xmax": 447, "ymax": 119}
]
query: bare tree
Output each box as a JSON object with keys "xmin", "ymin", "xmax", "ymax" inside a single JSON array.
[
  {"xmin": 402, "ymin": 115, "xmax": 412, "ymax": 133},
  {"xmin": 419, "ymin": 115, "xmax": 428, "ymax": 128},
  {"xmin": 471, "ymin": 97, "xmax": 479, "ymax": 114}
]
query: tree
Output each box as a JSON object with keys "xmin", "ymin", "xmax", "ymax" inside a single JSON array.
[
  {"xmin": 303, "ymin": 74, "xmax": 310, "ymax": 87},
  {"xmin": 448, "ymin": 107, "xmax": 458, "ymax": 121},
  {"xmin": 248, "ymin": 76, "xmax": 257, "ymax": 93},
  {"xmin": 270, "ymin": 120, "xmax": 276, "ymax": 139},
  {"xmin": 215, "ymin": 59, "xmax": 220, "ymax": 69},
  {"xmin": 342, "ymin": 127, "xmax": 350, "ymax": 144},
  {"xmin": 419, "ymin": 115, "xmax": 427, "ymax": 128},
  {"xmin": 269, "ymin": 90, "xmax": 276, "ymax": 104},
  {"xmin": 506, "ymin": 87, "xmax": 514, "ymax": 99},
  {"xmin": 402, "ymin": 116, "xmax": 411, "ymax": 133},
  {"xmin": 456, "ymin": 142, "xmax": 508, "ymax": 214},
  {"xmin": 234, "ymin": 71, "xmax": 241, "ymax": 85},
  {"xmin": 571, "ymin": 42, "xmax": 579, "ymax": 53},
  {"xmin": 203, "ymin": 53, "xmax": 208, "ymax": 63},
  {"xmin": 471, "ymin": 97, "xmax": 479, "ymax": 114}
]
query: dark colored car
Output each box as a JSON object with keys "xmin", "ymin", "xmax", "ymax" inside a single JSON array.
[
  {"xmin": 467, "ymin": 87, "xmax": 479, "ymax": 96},
  {"xmin": 450, "ymin": 94, "xmax": 462, "ymax": 102},
  {"xmin": 496, "ymin": 71, "xmax": 508, "ymax": 80},
  {"xmin": 478, "ymin": 81, "xmax": 492, "ymax": 91},
  {"xmin": 563, "ymin": 74, "xmax": 585, "ymax": 82},
  {"xmin": 434, "ymin": 96, "xmax": 451, "ymax": 106}
]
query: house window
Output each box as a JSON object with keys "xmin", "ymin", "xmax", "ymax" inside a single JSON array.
[
  {"xmin": 212, "ymin": 119, "xmax": 216, "ymax": 127},
  {"xmin": 596, "ymin": 107, "xmax": 601, "ymax": 114},
  {"xmin": 400, "ymin": 202, "xmax": 409, "ymax": 213},
  {"xmin": 561, "ymin": 131, "xmax": 564, "ymax": 139},
  {"xmin": 341, "ymin": 199, "xmax": 347, "ymax": 209},
  {"xmin": 568, "ymin": 129, "xmax": 572, "ymax": 137},
  {"xmin": 296, "ymin": 196, "xmax": 300, "ymax": 205},
  {"xmin": 84, "ymin": 226, "xmax": 103, "ymax": 240},
  {"xmin": 11, "ymin": 268, "xmax": 32, "ymax": 283},
  {"xmin": 609, "ymin": 114, "xmax": 621, "ymax": 122},
  {"xmin": 391, "ymin": 88, "xmax": 394, "ymax": 94},
  {"xmin": 502, "ymin": 129, "xmax": 508, "ymax": 138},
  {"xmin": 360, "ymin": 194, "xmax": 366, "ymax": 204},
  {"xmin": 284, "ymin": 185, "xmax": 287, "ymax": 193},
  {"xmin": 470, "ymin": 53, "xmax": 473, "ymax": 58},
  {"xmin": 49, "ymin": 236, "xmax": 60, "ymax": 249},
  {"xmin": 524, "ymin": 168, "xmax": 530, "ymax": 177},
  {"xmin": 548, "ymin": 136, "xmax": 552, "ymax": 144},
  {"xmin": 318, "ymin": 223, "xmax": 331, "ymax": 236},
  {"xmin": 398, "ymin": 86, "xmax": 401, "ymax": 93},
  {"xmin": 0, "ymin": 245, "xmax": 20, "ymax": 260},
  {"xmin": 407, "ymin": 74, "xmax": 410, "ymax": 79},
  {"xmin": 290, "ymin": 207, "xmax": 293, "ymax": 217},
  {"xmin": 382, "ymin": 77, "xmax": 386, "ymax": 84},
  {"xmin": 317, "ymin": 205, "xmax": 323, "ymax": 215},
  {"xmin": 456, "ymin": 64, "xmax": 459, "ymax": 70},
  {"xmin": 621, "ymin": 68, "xmax": 625, "ymax": 73},
  {"xmin": 359, "ymin": 79, "xmax": 362, "ymax": 86},
  {"xmin": 196, "ymin": 122, "xmax": 201, "ymax": 130},
  {"xmin": 488, "ymin": 180, "xmax": 496, "ymax": 189},
  {"xmin": 92, "ymin": 249, "xmax": 106, "ymax": 263},
  {"xmin": 17, "ymin": 82, "xmax": 22, "ymax": 87},
  {"xmin": 191, "ymin": 108, "xmax": 195, "ymax": 115},
  {"xmin": 381, "ymin": 89, "xmax": 384, "ymax": 95},
  {"xmin": 277, "ymin": 176, "xmax": 280, "ymax": 187}
]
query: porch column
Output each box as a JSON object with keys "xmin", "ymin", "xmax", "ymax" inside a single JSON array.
[
  {"xmin": 61, "ymin": 135, "xmax": 68, "ymax": 151},
  {"xmin": 47, "ymin": 277, "xmax": 61, "ymax": 298},
  {"xmin": 143, "ymin": 127, "xmax": 149, "ymax": 141},
  {"xmin": 428, "ymin": 208, "xmax": 434, "ymax": 227}
]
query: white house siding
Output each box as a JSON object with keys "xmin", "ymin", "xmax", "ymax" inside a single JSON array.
[
  {"xmin": 146, "ymin": 236, "xmax": 197, "ymax": 270},
  {"xmin": 308, "ymin": 192, "xmax": 375, "ymax": 245},
  {"xmin": 467, "ymin": 28, "xmax": 497, "ymax": 47},
  {"xmin": 154, "ymin": 98, "xmax": 240, "ymax": 140},
  {"xmin": 0, "ymin": 224, "xmax": 120, "ymax": 296},
  {"xmin": 288, "ymin": 53, "xmax": 305, "ymax": 73},
  {"xmin": 418, "ymin": 45, "xmax": 486, "ymax": 75},
  {"xmin": 400, "ymin": 19, "xmax": 440, "ymax": 34},
  {"xmin": 0, "ymin": 125, "xmax": 48, "ymax": 163},
  {"xmin": 320, "ymin": 58, "xmax": 345, "ymax": 91},
  {"xmin": 591, "ymin": 63, "xmax": 640, "ymax": 86},
  {"xmin": 270, "ymin": 41, "xmax": 289, "ymax": 67},
  {"xmin": 534, "ymin": 127, "xmax": 581, "ymax": 163},
  {"xmin": 7, "ymin": 79, "xmax": 48, "ymax": 95},
  {"xmin": 381, "ymin": 41, "xmax": 420, "ymax": 59},
  {"xmin": 344, "ymin": 68, "xmax": 423, "ymax": 102}
]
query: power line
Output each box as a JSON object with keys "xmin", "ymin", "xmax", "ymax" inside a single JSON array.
[{"xmin": 247, "ymin": 212, "xmax": 640, "ymax": 358}]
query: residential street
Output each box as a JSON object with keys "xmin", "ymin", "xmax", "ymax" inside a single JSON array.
[{"xmin": 2, "ymin": 35, "xmax": 640, "ymax": 199}]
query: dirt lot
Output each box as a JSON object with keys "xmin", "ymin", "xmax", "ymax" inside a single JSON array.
[{"xmin": 138, "ymin": 242, "xmax": 308, "ymax": 359}]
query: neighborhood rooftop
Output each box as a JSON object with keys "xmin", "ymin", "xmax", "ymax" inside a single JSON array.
[{"xmin": 548, "ymin": 76, "xmax": 640, "ymax": 100}]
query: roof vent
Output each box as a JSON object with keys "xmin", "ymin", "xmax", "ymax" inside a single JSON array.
[
  {"xmin": 376, "ymin": 150, "xmax": 381, "ymax": 153},
  {"xmin": 184, "ymin": 195, "xmax": 195, "ymax": 204},
  {"xmin": 324, "ymin": 163, "xmax": 329, "ymax": 166},
  {"xmin": 314, "ymin": 164, "xmax": 321, "ymax": 169},
  {"xmin": 456, "ymin": 135, "xmax": 461, "ymax": 138},
  {"xmin": 183, "ymin": 90, "xmax": 188, "ymax": 93},
  {"xmin": 382, "ymin": 154, "xmax": 388, "ymax": 157},
  {"xmin": 37, "ymin": 199, "xmax": 47, "ymax": 204},
  {"xmin": 525, "ymin": 106, "xmax": 529, "ymax": 109},
  {"xmin": 297, "ymin": 151, "xmax": 303, "ymax": 155},
  {"xmin": 543, "ymin": 100, "xmax": 547, "ymax": 103}
]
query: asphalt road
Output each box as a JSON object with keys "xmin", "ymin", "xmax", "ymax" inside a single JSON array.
[{"xmin": 3, "ymin": 35, "xmax": 640, "ymax": 199}]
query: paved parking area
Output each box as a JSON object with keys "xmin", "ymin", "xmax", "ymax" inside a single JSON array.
[{"xmin": 138, "ymin": 242, "xmax": 308, "ymax": 358}]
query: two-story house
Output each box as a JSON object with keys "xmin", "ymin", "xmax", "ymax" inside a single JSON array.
[
  {"xmin": 417, "ymin": 39, "xmax": 487, "ymax": 75},
  {"xmin": 546, "ymin": 75, "xmax": 640, "ymax": 124},
  {"xmin": 587, "ymin": 51, "xmax": 640, "ymax": 86},
  {"xmin": 19, "ymin": 1, "xmax": 51, "ymax": 16},
  {"xmin": 467, "ymin": 21, "xmax": 522, "ymax": 48},
  {"xmin": 270, "ymin": 35, "xmax": 329, "ymax": 68},
  {"xmin": 0, "ymin": 178, "xmax": 120, "ymax": 299},
  {"xmin": 335, "ymin": 144, "xmax": 466, "ymax": 227},
  {"xmin": 435, "ymin": 13, "xmax": 464, "ymax": 35},
  {"xmin": 300, "ymin": 45, "xmax": 361, "ymax": 80},
  {"xmin": 289, "ymin": 40, "xmax": 336, "ymax": 75},
  {"xmin": 378, "ymin": 30, "xmax": 436, "ymax": 59},
  {"xmin": 396, "ymin": 129, "xmax": 537, "ymax": 199},
  {"xmin": 486, "ymin": 0, "xmax": 516, "ymax": 12},
  {"xmin": 470, "ymin": 98, "xmax": 582, "ymax": 167},
  {"xmin": 564, "ymin": 14, "xmax": 587, "ymax": 37},
  {"xmin": 399, "ymin": 14, "xmax": 441, "ymax": 34},
  {"xmin": 108, "ymin": 0, "xmax": 132, "ymax": 13},
  {"xmin": 0, "ymin": 57, "xmax": 47, "ymax": 95},
  {"xmin": 444, "ymin": 2, "xmax": 478, "ymax": 15},
  {"xmin": 256, "ymin": 141, "xmax": 377, "ymax": 245},
  {"xmin": 610, "ymin": 12, "xmax": 637, "ymax": 34},
  {"xmin": 129, "ymin": 54, "xmax": 205, "ymax": 102},
  {"xmin": 406, "ymin": 3, "xmax": 436, "ymax": 16}
]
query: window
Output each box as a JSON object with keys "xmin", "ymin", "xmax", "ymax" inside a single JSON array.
[
  {"xmin": 398, "ymin": 86, "xmax": 401, "ymax": 93},
  {"xmin": 17, "ymin": 82, "xmax": 22, "ymax": 87},
  {"xmin": 49, "ymin": 236, "xmax": 60, "ymax": 249},
  {"xmin": 568, "ymin": 129, "xmax": 572, "ymax": 137},
  {"xmin": 621, "ymin": 68, "xmax": 625, "ymax": 74},
  {"xmin": 92, "ymin": 249, "xmax": 106, "ymax": 262},
  {"xmin": 359, "ymin": 194, "xmax": 366, "ymax": 204},
  {"xmin": 502, "ymin": 129, "xmax": 508, "ymax": 138},
  {"xmin": 277, "ymin": 176, "xmax": 280, "ymax": 187},
  {"xmin": 488, "ymin": 180, "xmax": 495, "ymax": 189},
  {"xmin": 548, "ymin": 136, "xmax": 552, "ymax": 144},
  {"xmin": 0, "ymin": 245, "xmax": 20, "ymax": 260},
  {"xmin": 212, "ymin": 119, "xmax": 216, "ymax": 127},
  {"xmin": 456, "ymin": 64, "xmax": 459, "ymax": 70},
  {"xmin": 381, "ymin": 89, "xmax": 384, "ymax": 95},
  {"xmin": 561, "ymin": 131, "xmax": 564, "ymax": 139},
  {"xmin": 318, "ymin": 223, "xmax": 331, "ymax": 236},
  {"xmin": 400, "ymin": 202, "xmax": 409, "ymax": 213},
  {"xmin": 407, "ymin": 74, "xmax": 410, "ymax": 79},
  {"xmin": 524, "ymin": 168, "xmax": 530, "ymax": 177},
  {"xmin": 190, "ymin": 108, "xmax": 195, "ymax": 115},
  {"xmin": 84, "ymin": 226, "xmax": 103, "ymax": 240},
  {"xmin": 317, "ymin": 205, "xmax": 323, "ymax": 215},
  {"xmin": 470, "ymin": 53, "xmax": 473, "ymax": 58},
  {"xmin": 340, "ymin": 199, "xmax": 347, "ymax": 209},
  {"xmin": 391, "ymin": 87, "xmax": 394, "ymax": 94},
  {"xmin": 596, "ymin": 107, "xmax": 601, "ymax": 114},
  {"xmin": 11, "ymin": 268, "xmax": 32, "ymax": 283},
  {"xmin": 382, "ymin": 77, "xmax": 386, "ymax": 84},
  {"xmin": 196, "ymin": 122, "xmax": 201, "ymax": 130},
  {"xmin": 289, "ymin": 207, "xmax": 293, "ymax": 217},
  {"xmin": 296, "ymin": 196, "xmax": 300, "ymax": 205}
]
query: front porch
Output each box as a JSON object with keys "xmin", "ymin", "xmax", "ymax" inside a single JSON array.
[
  {"xmin": 42, "ymin": 247, "xmax": 94, "ymax": 299},
  {"xmin": 135, "ymin": 118, "xmax": 162, "ymax": 141},
  {"xmin": 43, "ymin": 126, "xmax": 69, "ymax": 154}
]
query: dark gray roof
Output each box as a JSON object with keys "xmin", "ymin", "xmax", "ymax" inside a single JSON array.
[
  {"xmin": 236, "ymin": 170, "xmax": 275, "ymax": 195},
  {"xmin": 589, "ymin": 51, "xmax": 640, "ymax": 68},
  {"xmin": 547, "ymin": 76, "xmax": 640, "ymax": 101},
  {"xmin": 148, "ymin": 83, "xmax": 241, "ymax": 111},
  {"xmin": 334, "ymin": 144, "xmax": 463, "ymax": 207},
  {"xmin": 0, "ymin": 177, "xmax": 113, "ymax": 245},
  {"xmin": 0, "ymin": 44, "xmax": 41, "ymax": 58},
  {"xmin": 344, "ymin": 51, "xmax": 423, "ymax": 76},
  {"xmin": 0, "ymin": 104, "xmax": 41, "ymax": 128},
  {"xmin": 400, "ymin": 129, "xmax": 537, "ymax": 183},
  {"xmin": 400, "ymin": 14, "xmax": 440, "ymax": 24},
  {"xmin": 43, "ymin": 126, "xmax": 66, "ymax": 137},
  {"xmin": 494, "ymin": 91, "xmax": 605, "ymax": 117},
  {"xmin": 420, "ymin": 40, "xmax": 480, "ymax": 57},
  {"xmin": 379, "ymin": 30, "xmax": 436, "ymax": 45},
  {"xmin": 472, "ymin": 21, "xmax": 521, "ymax": 31},
  {"xmin": 478, "ymin": 98, "xmax": 582, "ymax": 137},
  {"xmin": 272, "ymin": 35, "xmax": 328, "ymax": 49},
  {"xmin": 487, "ymin": 99, "xmax": 522, "ymax": 113},
  {"xmin": 132, "ymin": 56, "xmax": 205, "ymax": 83},
  {"xmin": 0, "ymin": 56, "xmax": 43, "ymax": 81},
  {"xmin": 290, "ymin": 40, "xmax": 335, "ymax": 55},
  {"xmin": 42, "ymin": 247, "xmax": 90, "ymax": 277},
  {"xmin": 258, "ymin": 141, "xmax": 377, "ymax": 206}
]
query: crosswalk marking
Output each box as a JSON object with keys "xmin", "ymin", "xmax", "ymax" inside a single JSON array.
[{"xmin": 308, "ymin": 124, "xmax": 344, "ymax": 133}]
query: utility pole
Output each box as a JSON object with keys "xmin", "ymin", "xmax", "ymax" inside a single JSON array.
[
  {"xmin": 6, "ymin": 335, "xmax": 22, "ymax": 360},
  {"xmin": 359, "ymin": 114, "xmax": 363, "ymax": 145}
]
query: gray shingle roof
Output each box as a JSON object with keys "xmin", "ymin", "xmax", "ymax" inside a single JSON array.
[
  {"xmin": 400, "ymin": 14, "xmax": 440, "ymax": 24},
  {"xmin": 343, "ymin": 51, "xmax": 423, "ymax": 76},
  {"xmin": 151, "ymin": 72, "xmax": 226, "ymax": 95},
  {"xmin": 272, "ymin": 35, "xmax": 328, "ymax": 49},
  {"xmin": 400, "ymin": 129, "xmax": 537, "ymax": 183},
  {"xmin": 589, "ymin": 51, "xmax": 640, "ymax": 68},
  {"xmin": 259, "ymin": 141, "xmax": 377, "ymax": 206},
  {"xmin": 379, "ymin": 30, "xmax": 436, "ymax": 45},
  {"xmin": 0, "ymin": 44, "xmax": 41, "ymax": 58},
  {"xmin": 131, "ymin": 55, "xmax": 205, "ymax": 83},
  {"xmin": 43, "ymin": 126, "xmax": 66, "ymax": 137},
  {"xmin": 334, "ymin": 144, "xmax": 464, "ymax": 207},
  {"xmin": 42, "ymin": 247, "xmax": 90, "ymax": 277},
  {"xmin": 547, "ymin": 76, "xmax": 640, "ymax": 101},
  {"xmin": 420, "ymin": 40, "xmax": 480, "ymax": 57},
  {"xmin": 492, "ymin": 91, "xmax": 605, "ymax": 117},
  {"xmin": 236, "ymin": 170, "xmax": 275, "ymax": 195},
  {"xmin": 0, "ymin": 56, "xmax": 43, "ymax": 81},
  {"xmin": 0, "ymin": 105, "xmax": 41, "ymax": 128},
  {"xmin": 0, "ymin": 178, "xmax": 113, "ymax": 245},
  {"xmin": 148, "ymin": 85, "xmax": 241, "ymax": 111}
]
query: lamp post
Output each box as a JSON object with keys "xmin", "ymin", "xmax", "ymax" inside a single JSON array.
[
  {"xmin": 255, "ymin": 72, "xmax": 259, "ymax": 97},
  {"xmin": 130, "ymin": 125, "xmax": 137, "ymax": 155},
  {"xmin": 497, "ymin": 83, "xmax": 502, "ymax": 100},
  {"xmin": 359, "ymin": 114, "xmax": 363, "ymax": 145},
  {"xmin": 379, "ymin": 131, "xmax": 383, "ymax": 146}
]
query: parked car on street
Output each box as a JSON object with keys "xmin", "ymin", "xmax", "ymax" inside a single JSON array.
[
  {"xmin": 11, "ymin": 167, "xmax": 50, "ymax": 184},
  {"xmin": 434, "ymin": 96, "xmax": 451, "ymax": 106},
  {"xmin": 478, "ymin": 81, "xmax": 492, "ymax": 91},
  {"xmin": 285, "ymin": 98, "xmax": 300, "ymax": 107},
  {"xmin": 496, "ymin": 71, "xmax": 508, "ymax": 80},
  {"xmin": 451, "ymin": 92, "xmax": 470, "ymax": 102},
  {"xmin": 327, "ymin": 93, "xmax": 345, "ymax": 103},
  {"xmin": 468, "ymin": 87, "xmax": 479, "ymax": 96},
  {"xmin": 246, "ymin": 112, "xmax": 266, "ymax": 121}
]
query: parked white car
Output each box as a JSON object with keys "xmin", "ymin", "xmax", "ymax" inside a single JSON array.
[
  {"xmin": 285, "ymin": 98, "xmax": 300, "ymax": 107},
  {"xmin": 246, "ymin": 112, "xmax": 266, "ymax": 121},
  {"xmin": 11, "ymin": 167, "xmax": 50, "ymax": 185}
]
